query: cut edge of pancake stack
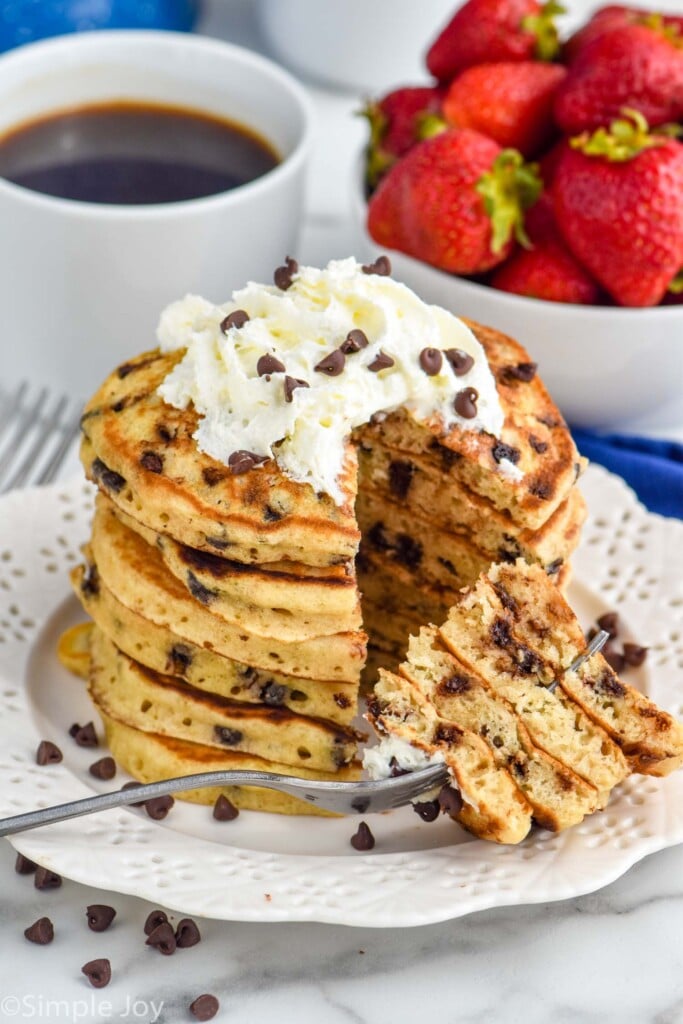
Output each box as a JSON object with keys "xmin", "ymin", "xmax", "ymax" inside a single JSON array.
[
  {"xmin": 355, "ymin": 319, "xmax": 587, "ymax": 678},
  {"xmin": 366, "ymin": 559, "xmax": 683, "ymax": 844}
]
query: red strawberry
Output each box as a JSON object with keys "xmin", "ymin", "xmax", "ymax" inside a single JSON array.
[
  {"xmin": 537, "ymin": 139, "xmax": 568, "ymax": 185},
  {"xmin": 553, "ymin": 111, "xmax": 683, "ymax": 306},
  {"xmin": 565, "ymin": 6, "xmax": 683, "ymax": 63},
  {"xmin": 426, "ymin": 0, "xmax": 563, "ymax": 82},
  {"xmin": 554, "ymin": 23, "xmax": 683, "ymax": 134},
  {"xmin": 367, "ymin": 129, "xmax": 542, "ymax": 275},
  {"xmin": 491, "ymin": 195, "xmax": 601, "ymax": 303},
  {"xmin": 362, "ymin": 86, "xmax": 443, "ymax": 187},
  {"xmin": 442, "ymin": 61, "xmax": 566, "ymax": 156}
]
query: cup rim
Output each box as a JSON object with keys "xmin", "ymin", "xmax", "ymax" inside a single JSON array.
[
  {"xmin": 0, "ymin": 29, "xmax": 313, "ymax": 219},
  {"xmin": 352, "ymin": 151, "xmax": 683, "ymax": 320}
]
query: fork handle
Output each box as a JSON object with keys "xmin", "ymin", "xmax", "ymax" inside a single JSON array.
[{"xmin": 0, "ymin": 770, "xmax": 321, "ymax": 837}]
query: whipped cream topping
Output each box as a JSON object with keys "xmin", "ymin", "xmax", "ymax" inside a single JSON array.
[
  {"xmin": 157, "ymin": 257, "xmax": 507, "ymax": 505},
  {"xmin": 363, "ymin": 735, "xmax": 446, "ymax": 781}
]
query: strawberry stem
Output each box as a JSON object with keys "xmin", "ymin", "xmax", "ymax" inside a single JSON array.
[
  {"xmin": 522, "ymin": 0, "xmax": 565, "ymax": 62},
  {"xmin": 476, "ymin": 150, "xmax": 542, "ymax": 254},
  {"xmin": 570, "ymin": 109, "xmax": 668, "ymax": 162},
  {"xmin": 668, "ymin": 270, "xmax": 683, "ymax": 295}
]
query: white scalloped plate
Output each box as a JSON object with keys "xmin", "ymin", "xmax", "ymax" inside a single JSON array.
[{"xmin": 1, "ymin": 466, "xmax": 682, "ymax": 927}]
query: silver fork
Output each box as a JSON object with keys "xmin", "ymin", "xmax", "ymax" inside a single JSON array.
[
  {"xmin": 0, "ymin": 764, "xmax": 450, "ymax": 837},
  {"xmin": 0, "ymin": 381, "xmax": 82, "ymax": 494}
]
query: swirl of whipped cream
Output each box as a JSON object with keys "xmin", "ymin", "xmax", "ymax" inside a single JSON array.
[{"xmin": 157, "ymin": 257, "xmax": 507, "ymax": 505}]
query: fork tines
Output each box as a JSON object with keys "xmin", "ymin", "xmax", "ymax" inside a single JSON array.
[{"xmin": 0, "ymin": 381, "xmax": 82, "ymax": 494}]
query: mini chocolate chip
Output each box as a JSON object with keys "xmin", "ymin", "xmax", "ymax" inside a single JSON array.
[
  {"xmin": 157, "ymin": 423, "xmax": 176, "ymax": 443},
  {"xmin": 262, "ymin": 681, "xmax": 286, "ymax": 706},
  {"xmin": 91, "ymin": 457, "xmax": 125, "ymax": 494},
  {"xmin": 36, "ymin": 740, "xmax": 62, "ymax": 766},
  {"xmin": 438, "ymin": 784, "xmax": 463, "ymax": 818},
  {"xmin": 623, "ymin": 643, "xmax": 648, "ymax": 667},
  {"xmin": 435, "ymin": 724, "xmax": 459, "ymax": 743},
  {"xmin": 187, "ymin": 572, "xmax": 217, "ymax": 605},
  {"xmin": 284, "ymin": 375, "xmax": 310, "ymax": 402},
  {"xmin": 362, "ymin": 255, "xmax": 391, "ymax": 276},
  {"xmin": 175, "ymin": 918, "xmax": 201, "ymax": 948},
  {"xmin": 597, "ymin": 612, "xmax": 620, "ymax": 638},
  {"xmin": 24, "ymin": 916, "xmax": 54, "ymax": 944},
  {"xmin": 529, "ymin": 478, "xmax": 552, "ymax": 500},
  {"xmin": 190, "ymin": 994, "xmax": 220, "ymax": 1021},
  {"xmin": 144, "ymin": 910, "xmax": 168, "ymax": 936},
  {"xmin": 202, "ymin": 466, "xmax": 228, "ymax": 487},
  {"xmin": 80, "ymin": 563, "xmax": 100, "ymax": 597},
  {"xmin": 228, "ymin": 450, "xmax": 267, "ymax": 474},
  {"xmin": 86, "ymin": 905, "xmax": 116, "ymax": 932},
  {"xmin": 504, "ymin": 361, "xmax": 537, "ymax": 382},
  {"xmin": 111, "ymin": 399, "xmax": 125, "ymax": 413},
  {"xmin": 220, "ymin": 309, "xmax": 250, "ymax": 333},
  {"xmin": 263, "ymin": 504, "xmax": 283, "ymax": 522},
  {"xmin": 145, "ymin": 795, "xmax": 174, "ymax": 820},
  {"xmin": 438, "ymin": 556, "xmax": 458, "ymax": 576},
  {"xmin": 441, "ymin": 674, "xmax": 471, "ymax": 695},
  {"xmin": 73, "ymin": 721, "xmax": 98, "ymax": 748},
  {"xmin": 546, "ymin": 558, "xmax": 563, "ymax": 576},
  {"xmin": 274, "ymin": 256, "xmax": 298, "ymax": 290},
  {"xmin": 140, "ymin": 450, "xmax": 163, "ymax": 474},
  {"xmin": 529, "ymin": 434, "xmax": 548, "ymax": 454},
  {"xmin": 492, "ymin": 441, "xmax": 521, "ymax": 465},
  {"xmin": 15, "ymin": 853, "xmax": 37, "ymax": 875},
  {"xmin": 593, "ymin": 668, "xmax": 626, "ymax": 698},
  {"xmin": 419, "ymin": 347, "xmax": 443, "ymax": 375},
  {"xmin": 367, "ymin": 350, "xmax": 394, "ymax": 373},
  {"xmin": 146, "ymin": 921, "xmax": 176, "ymax": 955},
  {"xmin": 445, "ymin": 349, "xmax": 474, "ymax": 376},
  {"xmin": 394, "ymin": 532, "xmax": 423, "ymax": 569},
  {"xmin": 213, "ymin": 794, "xmax": 239, "ymax": 821},
  {"xmin": 413, "ymin": 799, "xmax": 440, "ymax": 822},
  {"xmin": 350, "ymin": 821, "xmax": 375, "ymax": 851},
  {"xmin": 315, "ymin": 348, "xmax": 346, "ymax": 376},
  {"xmin": 341, "ymin": 329, "xmax": 369, "ymax": 353},
  {"xmin": 604, "ymin": 648, "xmax": 626, "ymax": 673},
  {"xmin": 68, "ymin": 723, "xmax": 81, "ymax": 738},
  {"xmin": 34, "ymin": 867, "xmax": 62, "ymax": 890},
  {"xmin": 121, "ymin": 781, "xmax": 146, "ymax": 807},
  {"xmin": 89, "ymin": 756, "xmax": 116, "ymax": 781},
  {"xmin": 388, "ymin": 757, "xmax": 410, "ymax": 778},
  {"xmin": 491, "ymin": 618, "xmax": 512, "ymax": 647},
  {"xmin": 257, "ymin": 352, "xmax": 286, "ymax": 376},
  {"xmin": 367, "ymin": 521, "xmax": 390, "ymax": 551},
  {"xmin": 334, "ymin": 692, "xmax": 351, "ymax": 709},
  {"xmin": 214, "ymin": 726, "xmax": 244, "ymax": 746},
  {"xmin": 454, "ymin": 387, "xmax": 478, "ymax": 419},
  {"xmin": 388, "ymin": 460, "xmax": 415, "ymax": 500},
  {"xmin": 168, "ymin": 644, "xmax": 192, "ymax": 675},
  {"xmin": 82, "ymin": 958, "xmax": 111, "ymax": 988}
]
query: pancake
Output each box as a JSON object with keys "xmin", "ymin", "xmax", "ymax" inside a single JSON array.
[
  {"xmin": 101, "ymin": 711, "xmax": 360, "ymax": 816},
  {"xmin": 80, "ymin": 349, "xmax": 361, "ymax": 568},
  {"xmin": 400, "ymin": 626, "xmax": 604, "ymax": 831},
  {"xmin": 86, "ymin": 500, "xmax": 365, "ymax": 682},
  {"xmin": 368, "ymin": 669, "xmax": 533, "ymax": 844},
  {"xmin": 89, "ymin": 628, "xmax": 360, "ymax": 773},
  {"xmin": 72, "ymin": 563, "xmax": 358, "ymax": 726},
  {"xmin": 487, "ymin": 561, "xmax": 683, "ymax": 776}
]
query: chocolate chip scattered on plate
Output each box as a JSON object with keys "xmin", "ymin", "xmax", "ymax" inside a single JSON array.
[
  {"xmin": 36, "ymin": 740, "xmax": 62, "ymax": 766},
  {"xmin": 213, "ymin": 794, "xmax": 239, "ymax": 821},
  {"xmin": 89, "ymin": 756, "xmax": 116, "ymax": 781},
  {"xmin": 24, "ymin": 917, "xmax": 54, "ymax": 944},
  {"xmin": 144, "ymin": 909, "xmax": 168, "ymax": 936},
  {"xmin": 81, "ymin": 958, "xmax": 111, "ymax": 988},
  {"xmin": 190, "ymin": 994, "xmax": 220, "ymax": 1021},
  {"xmin": 34, "ymin": 867, "xmax": 62, "ymax": 891},
  {"xmin": 86, "ymin": 905, "xmax": 117, "ymax": 932},
  {"xmin": 175, "ymin": 918, "xmax": 201, "ymax": 948},
  {"xmin": 15, "ymin": 853, "xmax": 37, "ymax": 875},
  {"xmin": 145, "ymin": 795, "xmax": 174, "ymax": 820},
  {"xmin": 350, "ymin": 821, "xmax": 375, "ymax": 851},
  {"xmin": 145, "ymin": 921, "xmax": 176, "ymax": 955}
]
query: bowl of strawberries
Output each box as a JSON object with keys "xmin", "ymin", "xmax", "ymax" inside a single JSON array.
[{"xmin": 354, "ymin": 0, "xmax": 683, "ymax": 429}]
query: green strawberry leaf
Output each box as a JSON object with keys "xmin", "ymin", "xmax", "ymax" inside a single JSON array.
[
  {"xmin": 522, "ymin": 0, "xmax": 566, "ymax": 62},
  {"xmin": 668, "ymin": 270, "xmax": 683, "ymax": 294},
  {"xmin": 570, "ymin": 109, "xmax": 668, "ymax": 162},
  {"xmin": 476, "ymin": 150, "xmax": 543, "ymax": 254}
]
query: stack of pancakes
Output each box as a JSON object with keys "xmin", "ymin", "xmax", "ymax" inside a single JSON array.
[
  {"xmin": 354, "ymin": 320, "xmax": 586, "ymax": 677},
  {"xmin": 368, "ymin": 560, "xmax": 683, "ymax": 843},
  {"xmin": 72, "ymin": 319, "xmax": 585, "ymax": 814}
]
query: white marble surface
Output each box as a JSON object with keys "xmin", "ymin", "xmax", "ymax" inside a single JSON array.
[{"xmin": 2, "ymin": 2, "xmax": 683, "ymax": 1021}]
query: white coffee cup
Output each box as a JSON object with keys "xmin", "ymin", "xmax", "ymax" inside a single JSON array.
[{"xmin": 0, "ymin": 31, "xmax": 312, "ymax": 398}]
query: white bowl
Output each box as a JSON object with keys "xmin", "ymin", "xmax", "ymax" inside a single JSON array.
[
  {"xmin": 351, "ymin": 157, "xmax": 683, "ymax": 431},
  {"xmin": 0, "ymin": 32, "xmax": 312, "ymax": 398}
]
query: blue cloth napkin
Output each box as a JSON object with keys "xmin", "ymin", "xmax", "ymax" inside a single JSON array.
[{"xmin": 571, "ymin": 429, "xmax": 683, "ymax": 520}]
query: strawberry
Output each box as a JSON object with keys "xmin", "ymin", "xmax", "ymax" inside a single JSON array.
[
  {"xmin": 442, "ymin": 61, "xmax": 566, "ymax": 156},
  {"xmin": 362, "ymin": 86, "xmax": 443, "ymax": 188},
  {"xmin": 367, "ymin": 129, "xmax": 542, "ymax": 275},
  {"xmin": 426, "ymin": 0, "xmax": 563, "ymax": 82},
  {"xmin": 552, "ymin": 111, "xmax": 683, "ymax": 306},
  {"xmin": 554, "ymin": 22, "xmax": 683, "ymax": 134},
  {"xmin": 490, "ymin": 194, "xmax": 601, "ymax": 303},
  {"xmin": 565, "ymin": 6, "xmax": 683, "ymax": 63},
  {"xmin": 537, "ymin": 139, "xmax": 567, "ymax": 185}
]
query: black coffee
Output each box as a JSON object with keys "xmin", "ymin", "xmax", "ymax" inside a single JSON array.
[{"xmin": 0, "ymin": 101, "xmax": 279, "ymax": 204}]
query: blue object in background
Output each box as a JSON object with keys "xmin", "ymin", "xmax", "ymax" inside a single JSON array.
[
  {"xmin": 572, "ymin": 429, "xmax": 683, "ymax": 521},
  {"xmin": 0, "ymin": 0, "xmax": 200, "ymax": 51}
]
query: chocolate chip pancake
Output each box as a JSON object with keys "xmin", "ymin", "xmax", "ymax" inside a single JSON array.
[
  {"xmin": 71, "ymin": 563, "xmax": 358, "ymax": 726},
  {"xmin": 101, "ymin": 712, "xmax": 360, "ymax": 816},
  {"xmin": 89, "ymin": 628, "xmax": 360, "ymax": 773}
]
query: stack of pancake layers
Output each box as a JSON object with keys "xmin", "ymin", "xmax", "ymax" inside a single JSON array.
[
  {"xmin": 74, "ymin": 319, "xmax": 585, "ymax": 814},
  {"xmin": 368, "ymin": 560, "xmax": 683, "ymax": 844}
]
